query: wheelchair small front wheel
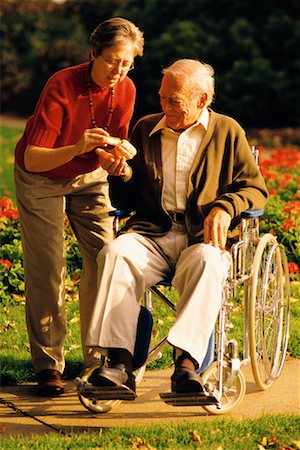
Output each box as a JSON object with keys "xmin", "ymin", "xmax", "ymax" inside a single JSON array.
[
  {"xmin": 77, "ymin": 365, "xmax": 121, "ymax": 414},
  {"xmin": 201, "ymin": 362, "xmax": 246, "ymax": 415},
  {"xmin": 134, "ymin": 364, "xmax": 146, "ymax": 385}
]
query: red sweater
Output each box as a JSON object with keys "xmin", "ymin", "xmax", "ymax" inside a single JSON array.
[{"xmin": 14, "ymin": 62, "xmax": 136, "ymax": 179}]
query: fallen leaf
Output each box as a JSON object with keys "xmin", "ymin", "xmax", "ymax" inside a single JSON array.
[
  {"xmin": 268, "ymin": 437, "xmax": 279, "ymax": 446},
  {"xmin": 68, "ymin": 344, "xmax": 80, "ymax": 351},
  {"xmin": 131, "ymin": 436, "xmax": 157, "ymax": 449},
  {"xmin": 292, "ymin": 441, "xmax": 300, "ymax": 449},
  {"xmin": 278, "ymin": 446, "xmax": 296, "ymax": 450},
  {"xmin": 211, "ymin": 428, "xmax": 221, "ymax": 435},
  {"xmin": 259, "ymin": 437, "xmax": 268, "ymax": 447},
  {"xmin": 69, "ymin": 316, "xmax": 80, "ymax": 324},
  {"xmin": 12, "ymin": 294, "xmax": 25, "ymax": 303},
  {"xmin": 189, "ymin": 429, "xmax": 202, "ymax": 444}
]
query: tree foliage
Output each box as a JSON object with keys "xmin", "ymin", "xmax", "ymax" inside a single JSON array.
[{"xmin": 1, "ymin": 0, "xmax": 300, "ymax": 128}]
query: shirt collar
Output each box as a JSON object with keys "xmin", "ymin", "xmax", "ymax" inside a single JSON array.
[{"xmin": 149, "ymin": 106, "xmax": 209, "ymax": 137}]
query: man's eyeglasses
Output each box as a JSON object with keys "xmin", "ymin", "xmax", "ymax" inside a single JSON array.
[{"xmin": 101, "ymin": 55, "xmax": 134, "ymax": 71}]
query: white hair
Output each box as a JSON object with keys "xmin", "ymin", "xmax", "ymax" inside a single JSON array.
[{"xmin": 162, "ymin": 59, "xmax": 215, "ymax": 106}]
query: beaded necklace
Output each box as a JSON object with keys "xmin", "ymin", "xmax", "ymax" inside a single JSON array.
[{"xmin": 87, "ymin": 62, "xmax": 115, "ymax": 130}]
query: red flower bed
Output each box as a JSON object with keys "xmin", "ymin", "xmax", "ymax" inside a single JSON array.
[
  {"xmin": 259, "ymin": 147, "xmax": 300, "ymax": 275},
  {"xmin": 0, "ymin": 147, "xmax": 299, "ymax": 303}
]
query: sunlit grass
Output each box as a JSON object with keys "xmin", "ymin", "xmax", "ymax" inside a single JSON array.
[
  {"xmin": 0, "ymin": 126, "xmax": 23, "ymax": 202},
  {"xmin": 0, "ymin": 293, "xmax": 85, "ymax": 384},
  {"xmin": 1, "ymin": 415, "xmax": 299, "ymax": 449},
  {"xmin": 1, "ymin": 280, "xmax": 299, "ymax": 385}
]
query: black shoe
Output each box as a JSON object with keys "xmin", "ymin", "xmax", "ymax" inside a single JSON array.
[
  {"xmin": 36, "ymin": 369, "xmax": 64, "ymax": 397},
  {"xmin": 89, "ymin": 364, "xmax": 136, "ymax": 393},
  {"xmin": 171, "ymin": 367, "xmax": 203, "ymax": 394}
]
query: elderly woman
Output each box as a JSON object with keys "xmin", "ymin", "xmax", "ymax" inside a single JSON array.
[{"xmin": 14, "ymin": 17, "xmax": 144, "ymax": 396}]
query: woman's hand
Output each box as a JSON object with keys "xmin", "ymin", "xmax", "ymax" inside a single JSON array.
[
  {"xmin": 74, "ymin": 128, "xmax": 110, "ymax": 155},
  {"xmin": 75, "ymin": 131, "xmax": 137, "ymax": 160},
  {"xmin": 24, "ymin": 129, "xmax": 134, "ymax": 173}
]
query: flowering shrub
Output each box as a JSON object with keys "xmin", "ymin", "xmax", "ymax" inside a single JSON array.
[
  {"xmin": 0, "ymin": 196, "xmax": 81, "ymax": 303},
  {"xmin": 259, "ymin": 147, "xmax": 300, "ymax": 277},
  {"xmin": 0, "ymin": 147, "xmax": 299, "ymax": 303},
  {"xmin": 0, "ymin": 197, "xmax": 24, "ymax": 303}
]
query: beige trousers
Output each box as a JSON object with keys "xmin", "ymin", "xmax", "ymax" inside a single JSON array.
[
  {"xmin": 14, "ymin": 164, "xmax": 114, "ymax": 374},
  {"xmin": 87, "ymin": 225, "xmax": 231, "ymax": 367}
]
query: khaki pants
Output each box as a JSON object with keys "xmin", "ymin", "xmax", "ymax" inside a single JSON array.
[
  {"xmin": 14, "ymin": 164, "xmax": 114, "ymax": 374},
  {"xmin": 87, "ymin": 225, "xmax": 231, "ymax": 367}
]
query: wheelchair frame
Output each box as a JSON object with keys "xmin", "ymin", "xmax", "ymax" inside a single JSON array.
[{"xmin": 76, "ymin": 148, "xmax": 290, "ymax": 415}]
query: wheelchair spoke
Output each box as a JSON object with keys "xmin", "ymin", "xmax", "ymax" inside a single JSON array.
[{"xmin": 250, "ymin": 234, "xmax": 290, "ymax": 390}]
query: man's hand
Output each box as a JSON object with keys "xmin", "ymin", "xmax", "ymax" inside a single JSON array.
[
  {"xmin": 96, "ymin": 148, "xmax": 131, "ymax": 176},
  {"xmin": 108, "ymin": 139, "xmax": 137, "ymax": 160},
  {"xmin": 203, "ymin": 206, "xmax": 231, "ymax": 250}
]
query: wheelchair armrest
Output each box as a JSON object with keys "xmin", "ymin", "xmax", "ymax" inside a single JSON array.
[
  {"xmin": 157, "ymin": 280, "xmax": 172, "ymax": 287},
  {"xmin": 241, "ymin": 209, "xmax": 264, "ymax": 219},
  {"xmin": 109, "ymin": 209, "xmax": 132, "ymax": 219}
]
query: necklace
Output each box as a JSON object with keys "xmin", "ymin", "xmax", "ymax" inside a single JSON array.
[{"xmin": 87, "ymin": 62, "xmax": 115, "ymax": 130}]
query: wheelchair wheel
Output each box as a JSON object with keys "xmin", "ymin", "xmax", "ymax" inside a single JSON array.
[
  {"xmin": 249, "ymin": 233, "xmax": 290, "ymax": 391},
  {"xmin": 135, "ymin": 364, "xmax": 146, "ymax": 385},
  {"xmin": 77, "ymin": 362, "xmax": 147, "ymax": 414},
  {"xmin": 201, "ymin": 362, "xmax": 246, "ymax": 415},
  {"xmin": 77, "ymin": 365, "xmax": 121, "ymax": 414}
]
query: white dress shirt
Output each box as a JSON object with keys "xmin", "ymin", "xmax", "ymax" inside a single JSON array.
[{"xmin": 150, "ymin": 107, "xmax": 209, "ymax": 212}]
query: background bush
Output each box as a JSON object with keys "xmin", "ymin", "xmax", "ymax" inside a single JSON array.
[{"xmin": 1, "ymin": 0, "xmax": 300, "ymax": 128}]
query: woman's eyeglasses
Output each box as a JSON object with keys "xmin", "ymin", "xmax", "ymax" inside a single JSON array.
[{"xmin": 100, "ymin": 55, "xmax": 134, "ymax": 71}]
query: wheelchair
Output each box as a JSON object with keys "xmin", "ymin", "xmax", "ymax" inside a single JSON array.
[{"xmin": 75, "ymin": 147, "xmax": 290, "ymax": 415}]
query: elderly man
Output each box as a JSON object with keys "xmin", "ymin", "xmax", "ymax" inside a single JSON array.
[{"xmin": 85, "ymin": 59, "xmax": 268, "ymax": 400}]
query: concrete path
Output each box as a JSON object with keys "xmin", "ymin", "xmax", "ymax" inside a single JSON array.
[{"xmin": 0, "ymin": 358, "xmax": 299, "ymax": 438}]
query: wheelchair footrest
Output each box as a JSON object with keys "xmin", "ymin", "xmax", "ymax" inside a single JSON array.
[
  {"xmin": 159, "ymin": 386, "xmax": 220, "ymax": 407},
  {"xmin": 76, "ymin": 380, "xmax": 136, "ymax": 401}
]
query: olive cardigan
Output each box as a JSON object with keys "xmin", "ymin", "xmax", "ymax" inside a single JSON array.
[{"xmin": 109, "ymin": 110, "xmax": 269, "ymax": 244}]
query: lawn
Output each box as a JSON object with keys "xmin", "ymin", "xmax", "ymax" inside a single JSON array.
[{"xmin": 1, "ymin": 415, "xmax": 300, "ymax": 449}]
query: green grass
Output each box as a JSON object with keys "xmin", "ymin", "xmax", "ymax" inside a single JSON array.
[
  {"xmin": 0, "ymin": 294, "xmax": 84, "ymax": 384},
  {"xmin": 0, "ymin": 415, "xmax": 299, "ymax": 449},
  {"xmin": 0, "ymin": 126, "xmax": 23, "ymax": 202},
  {"xmin": 1, "ymin": 281, "xmax": 299, "ymax": 385}
]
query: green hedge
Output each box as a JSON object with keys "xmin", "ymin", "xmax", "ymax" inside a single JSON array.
[{"xmin": 1, "ymin": 0, "xmax": 300, "ymax": 128}]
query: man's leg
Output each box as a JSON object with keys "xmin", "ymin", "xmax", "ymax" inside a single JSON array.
[
  {"xmin": 168, "ymin": 243, "xmax": 231, "ymax": 381},
  {"xmin": 85, "ymin": 232, "xmax": 173, "ymax": 398},
  {"xmin": 87, "ymin": 232, "xmax": 172, "ymax": 353}
]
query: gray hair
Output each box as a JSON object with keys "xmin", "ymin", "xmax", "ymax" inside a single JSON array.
[
  {"xmin": 90, "ymin": 17, "xmax": 144, "ymax": 58},
  {"xmin": 162, "ymin": 59, "xmax": 215, "ymax": 107}
]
